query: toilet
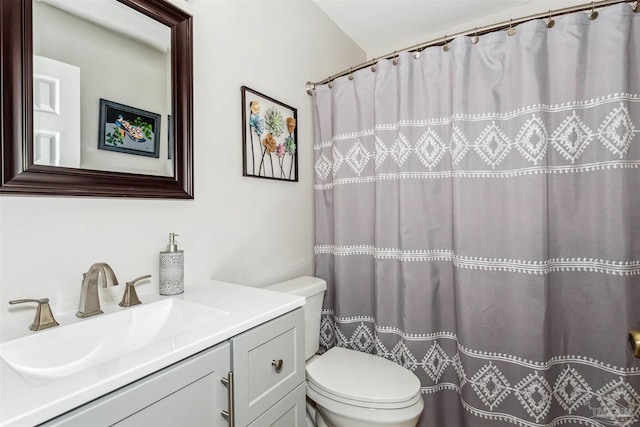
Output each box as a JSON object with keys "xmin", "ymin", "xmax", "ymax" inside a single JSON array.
[{"xmin": 265, "ymin": 276, "xmax": 424, "ymax": 427}]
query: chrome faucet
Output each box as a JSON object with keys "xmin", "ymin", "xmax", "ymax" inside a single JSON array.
[{"xmin": 77, "ymin": 263, "xmax": 119, "ymax": 318}]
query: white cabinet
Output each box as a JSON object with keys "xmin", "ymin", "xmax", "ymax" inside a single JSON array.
[
  {"xmin": 41, "ymin": 308, "xmax": 306, "ymax": 427},
  {"xmin": 42, "ymin": 342, "xmax": 231, "ymax": 427},
  {"xmin": 231, "ymin": 307, "xmax": 305, "ymax": 426},
  {"xmin": 249, "ymin": 384, "xmax": 306, "ymax": 427}
]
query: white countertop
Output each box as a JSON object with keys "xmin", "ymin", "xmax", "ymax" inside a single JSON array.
[{"xmin": 0, "ymin": 280, "xmax": 304, "ymax": 427}]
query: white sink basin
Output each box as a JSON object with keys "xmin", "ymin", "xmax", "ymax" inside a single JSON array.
[{"xmin": 0, "ymin": 298, "xmax": 229, "ymax": 383}]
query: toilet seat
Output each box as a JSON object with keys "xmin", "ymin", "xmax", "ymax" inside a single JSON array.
[{"xmin": 306, "ymin": 347, "xmax": 422, "ymax": 409}]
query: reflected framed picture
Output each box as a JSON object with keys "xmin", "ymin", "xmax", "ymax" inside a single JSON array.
[
  {"xmin": 241, "ymin": 86, "xmax": 298, "ymax": 182},
  {"xmin": 98, "ymin": 99, "xmax": 161, "ymax": 158}
]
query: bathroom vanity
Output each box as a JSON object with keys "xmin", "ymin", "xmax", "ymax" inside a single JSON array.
[{"xmin": 0, "ymin": 281, "xmax": 306, "ymax": 427}]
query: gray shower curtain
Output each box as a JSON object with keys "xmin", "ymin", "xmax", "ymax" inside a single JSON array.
[{"xmin": 312, "ymin": 4, "xmax": 640, "ymax": 426}]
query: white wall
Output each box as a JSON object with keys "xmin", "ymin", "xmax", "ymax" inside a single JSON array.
[{"xmin": 0, "ymin": 0, "xmax": 364, "ymax": 330}]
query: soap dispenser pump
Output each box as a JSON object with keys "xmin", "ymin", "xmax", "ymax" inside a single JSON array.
[{"xmin": 159, "ymin": 233, "xmax": 184, "ymax": 295}]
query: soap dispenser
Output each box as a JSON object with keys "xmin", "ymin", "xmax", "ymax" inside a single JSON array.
[{"xmin": 159, "ymin": 233, "xmax": 184, "ymax": 295}]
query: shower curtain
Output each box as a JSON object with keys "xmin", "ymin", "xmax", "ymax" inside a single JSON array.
[{"xmin": 312, "ymin": 3, "xmax": 640, "ymax": 426}]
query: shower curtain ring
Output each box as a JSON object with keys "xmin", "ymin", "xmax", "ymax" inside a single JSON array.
[
  {"xmin": 546, "ymin": 10, "xmax": 555, "ymax": 28},
  {"xmin": 371, "ymin": 58, "xmax": 377, "ymax": 72},
  {"xmin": 348, "ymin": 68, "xmax": 354, "ymax": 80},
  {"xmin": 392, "ymin": 51, "xmax": 399, "ymax": 65},
  {"xmin": 589, "ymin": 2, "xmax": 599, "ymax": 20},
  {"xmin": 634, "ymin": 1, "xmax": 639, "ymax": 13},
  {"xmin": 507, "ymin": 19, "xmax": 516, "ymax": 36},
  {"xmin": 443, "ymin": 36, "xmax": 450, "ymax": 52},
  {"xmin": 413, "ymin": 45, "xmax": 421, "ymax": 59},
  {"xmin": 471, "ymin": 28, "xmax": 479, "ymax": 44},
  {"xmin": 328, "ymin": 76, "xmax": 334, "ymax": 89}
]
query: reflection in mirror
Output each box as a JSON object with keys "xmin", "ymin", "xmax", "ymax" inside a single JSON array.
[
  {"xmin": 0, "ymin": 0, "xmax": 193, "ymax": 198},
  {"xmin": 32, "ymin": 0, "xmax": 173, "ymax": 177}
]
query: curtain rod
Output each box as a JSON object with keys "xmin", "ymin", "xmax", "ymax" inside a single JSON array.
[{"xmin": 305, "ymin": 0, "xmax": 638, "ymax": 95}]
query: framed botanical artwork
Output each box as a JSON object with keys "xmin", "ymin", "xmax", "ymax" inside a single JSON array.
[
  {"xmin": 241, "ymin": 86, "xmax": 298, "ymax": 182},
  {"xmin": 98, "ymin": 99, "xmax": 161, "ymax": 158}
]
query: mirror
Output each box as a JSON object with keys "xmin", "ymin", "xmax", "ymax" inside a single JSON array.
[
  {"xmin": 0, "ymin": 0, "xmax": 193, "ymax": 198},
  {"xmin": 33, "ymin": 0, "xmax": 173, "ymax": 176}
]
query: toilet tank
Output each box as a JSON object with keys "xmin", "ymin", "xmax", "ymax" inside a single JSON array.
[{"xmin": 264, "ymin": 276, "xmax": 326, "ymax": 360}]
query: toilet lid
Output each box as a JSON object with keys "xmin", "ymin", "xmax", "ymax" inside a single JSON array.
[{"xmin": 306, "ymin": 347, "xmax": 421, "ymax": 405}]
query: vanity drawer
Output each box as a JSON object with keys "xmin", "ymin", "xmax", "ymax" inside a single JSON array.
[
  {"xmin": 231, "ymin": 307, "xmax": 305, "ymax": 427},
  {"xmin": 248, "ymin": 383, "xmax": 306, "ymax": 427}
]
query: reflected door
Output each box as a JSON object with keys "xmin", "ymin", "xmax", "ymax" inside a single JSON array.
[{"xmin": 33, "ymin": 55, "xmax": 81, "ymax": 168}]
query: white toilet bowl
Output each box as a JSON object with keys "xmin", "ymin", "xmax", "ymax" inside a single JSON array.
[
  {"xmin": 265, "ymin": 277, "xmax": 424, "ymax": 427},
  {"xmin": 306, "ymin": 347, "xmax": 424, "ymax": 427}
]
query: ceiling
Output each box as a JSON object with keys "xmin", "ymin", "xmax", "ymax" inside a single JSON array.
[{"xmin": 311, "ymin": 0, "xmax": 590, "ymax": 58}]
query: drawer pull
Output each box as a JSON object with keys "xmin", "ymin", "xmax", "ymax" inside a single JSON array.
[
  {"xmin": 272, "ymin": 359, "xmax": 284, "ymax": 373},
  {"xmin": 221, "ymin": 371, "xmax": 235, "ymax": 426}
]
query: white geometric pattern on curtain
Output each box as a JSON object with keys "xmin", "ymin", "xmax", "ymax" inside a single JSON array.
[{"xmin": 312, "ymin": 4, "xmax": 640, "ymax": 426}]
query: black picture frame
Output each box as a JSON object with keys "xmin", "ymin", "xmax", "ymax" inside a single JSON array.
[
  {"xmin": 241, "ymin": 86, "xmax": 298, "ymax": 182},
  {"xmin": 98, "ymin": 99, "xmax": 161, "ymax": 158}
]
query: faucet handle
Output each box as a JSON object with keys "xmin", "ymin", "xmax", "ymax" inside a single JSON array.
[
  {"xmin": 9, "ymin": 298, "xmax": 60, "ymax": 331},
  {"xmin": 119, "ymin": 275, "xmax": 151, "ymax": 307}
]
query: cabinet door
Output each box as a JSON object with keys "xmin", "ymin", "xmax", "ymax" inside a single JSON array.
[
  {"xmin": 115, "ymin": 369, "xmax": 224, "ymax": 427},
  {"xmin": 231, "ymin": 308, "xmax": 305, "ymax": 427},
  {"xmin": 41, "ymin": 342, "xmax": 230, "ymax": 427},
  {"xmin": 248, "ymin": 383, "xmax": 306, "ymax": 427}
]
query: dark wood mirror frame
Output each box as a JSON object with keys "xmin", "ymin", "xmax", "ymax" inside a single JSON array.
[{"xmin": 0, "ymin": 0, "xmax": 193, "ymax": 198}]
